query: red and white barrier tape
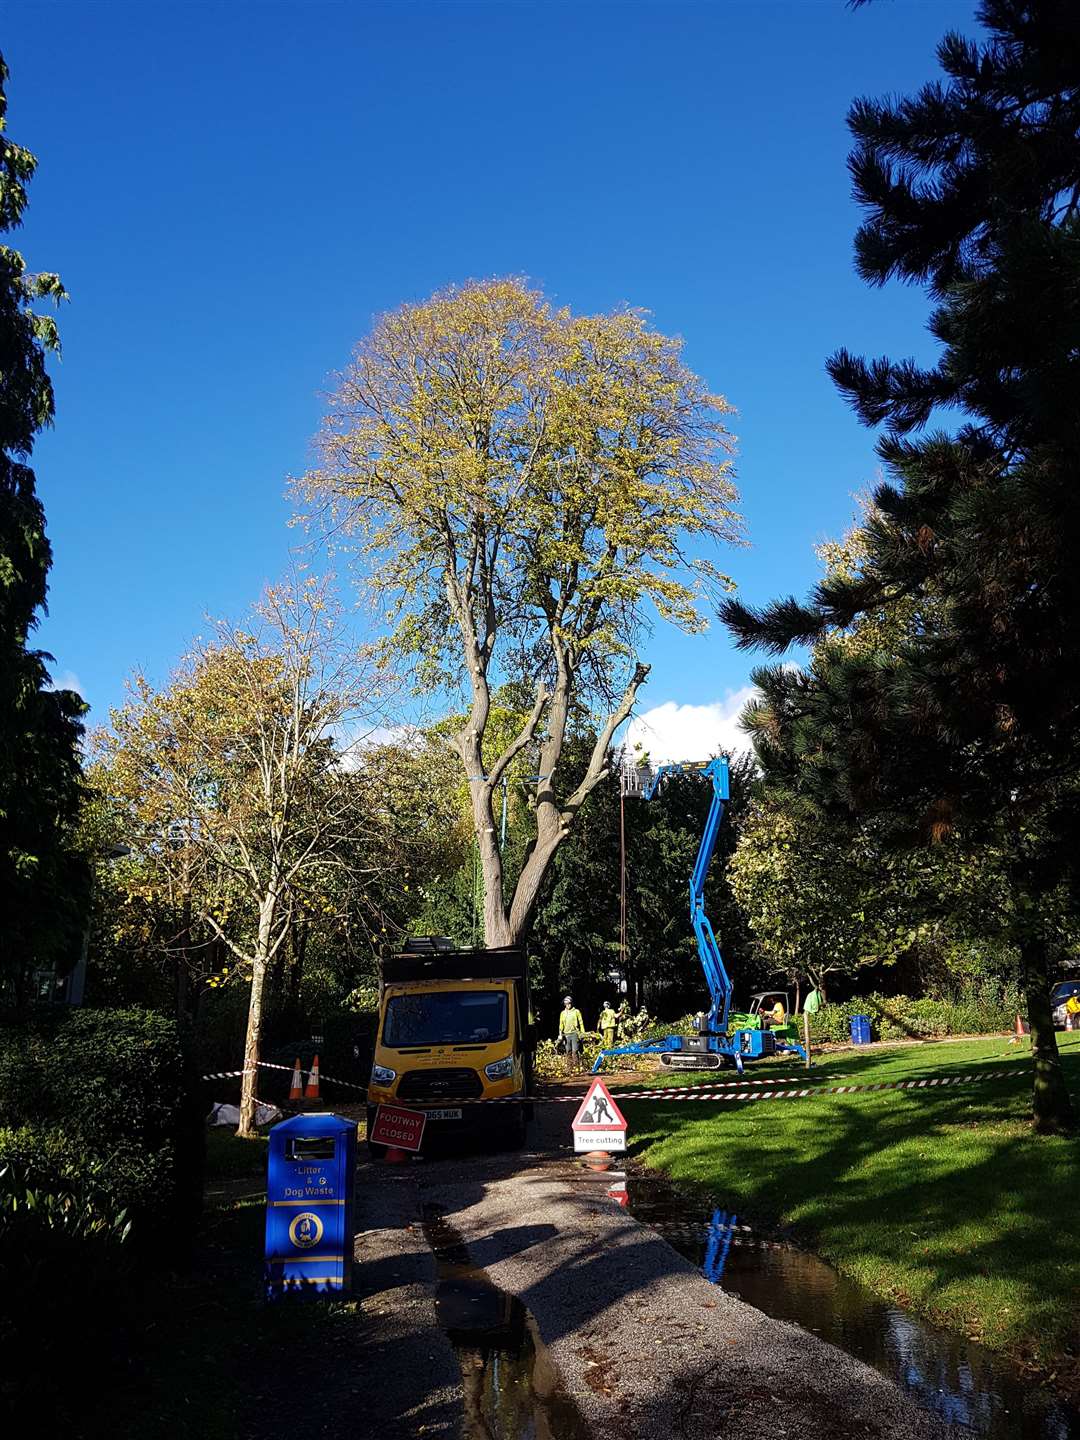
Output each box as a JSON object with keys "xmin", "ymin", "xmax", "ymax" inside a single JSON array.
[
  {"xmin": 367, "ymin": 1065, "xmax": 1031, "ymax": 1106},
  {"xmin": 201, "ymin": 1062, "xmax": 1032, "ymax": 1107},
  {"xmin": 201, "ymin": 1059, "xmax": 367, "ymax": 1093},
  {"xmin": 609, "ymin": 1073, "xmax": 805, "ymax": 1095},
  {"xmin": 618, "ymin": 1067, "xmax": 1028, "ymax": 1103}
]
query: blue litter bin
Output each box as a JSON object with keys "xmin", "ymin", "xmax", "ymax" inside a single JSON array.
[
  {"xmin": 850, "ymin": 1014, "xmax": 872, "ymax": 1046},
  {"xmin": 265, "ymin": 1113, "xmax": 357, "ymax": 1299}
]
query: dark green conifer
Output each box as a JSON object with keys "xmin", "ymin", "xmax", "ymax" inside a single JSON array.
[
  {"xmin": 722, "ymin": 0, "xmax": 1080, "ymax": 1131},
  {"xmin": 0, "ymin": 53, "xmax": 87, "ymax": 995}
]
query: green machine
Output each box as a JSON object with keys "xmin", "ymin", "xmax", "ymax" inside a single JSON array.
[{"xmin": 726, "ymin": 991, "xmax": 803, "ymax": 1046}]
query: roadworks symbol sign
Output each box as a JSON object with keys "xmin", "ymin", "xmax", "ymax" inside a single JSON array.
[{"xmin": 571, "ymin": 1078, "xmax": 627, "ymax": 1152}]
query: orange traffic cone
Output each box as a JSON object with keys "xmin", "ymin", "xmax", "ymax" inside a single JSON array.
[
  {"xmin": 288, "ymin": 1057, "xmax": 304, "ymax": 1101},
  {"xmin": 304, "ymin": 1053, "xmax": 321, "ymax": 1100}
]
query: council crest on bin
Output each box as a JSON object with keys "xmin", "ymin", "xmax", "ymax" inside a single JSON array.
[{"xmin": 288, "ymin": 1211, "xmax": 324, "ymax": 1249}]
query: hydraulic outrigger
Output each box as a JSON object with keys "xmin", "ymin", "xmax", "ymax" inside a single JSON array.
[{"xmin": 591, "ymin": 755, "xmax": 808, "ymax": 1074}]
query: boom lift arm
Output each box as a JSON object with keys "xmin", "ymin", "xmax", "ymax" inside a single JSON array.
[
  {"xmin": 591, "ymin": 754, "xmax": 808, "ymax": 1074},
  {"xmin": 635, "ymin": 757, "xmax": 733, "ymax": 1035}
]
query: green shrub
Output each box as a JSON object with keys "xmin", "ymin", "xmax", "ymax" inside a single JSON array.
[
  {"xmin": 0, "ymin": 1009, "xmax": 203, "ymax": 1422},
  {"xmin": 808, "ymin": 982, "xmax": 1021, "ymax": 1046},
  {"xmin": 0, "ymin": 1006, "xmax": 202, "ymax": 1242},
  {"xmin": 0, "ymin": 1144, "xmax": 136, "ymax": 1424}
]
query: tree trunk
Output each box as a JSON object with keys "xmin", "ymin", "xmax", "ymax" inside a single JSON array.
[
  {"xmin": 175, "ymin": 888, "xmax": 194, "ymax": 1024},
  {"xmin": 1019, "ymin": 933, "xmax": 1075, "ymax": 1135},
  {"xmin": 468, "ymin": 663, "xmax": 648, "ymax": 949},
  {"xmin": 807, "ymin": 966, "xmax": 827, "ymax": 1004},
  {"xmin": 292, "ymin": 918, "xmax": 308, "ymax": 1007},
  {"xmin": 237, "ymin": 892, "xmax": 277, "ymax": 1138},
  {"xmin": 503, "ymin": 829, "xmax": 562, "ymax": 945},
  {"xmin": 175, "ymin": 959, "xmax": 189, "ymax": 1026}
]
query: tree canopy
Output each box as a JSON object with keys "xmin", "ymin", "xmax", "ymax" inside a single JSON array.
[
  {"xmin": 97, "ymin": 576, "xmax": 396, "ymax": 1133},
  {"xmin": 300, "ymin": 278, "xmax": 742, "ymax": 946}
]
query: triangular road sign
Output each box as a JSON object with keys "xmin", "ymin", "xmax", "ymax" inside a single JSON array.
[{"xmin": 571, "ymin": 1078, "xmax": 627, "ymax": 1131}]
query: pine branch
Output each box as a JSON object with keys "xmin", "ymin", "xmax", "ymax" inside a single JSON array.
[{"xmin": 718, "ymin": 595, "xmax": 827, "ymax": 655}]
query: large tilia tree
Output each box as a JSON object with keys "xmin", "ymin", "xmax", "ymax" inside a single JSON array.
[
  {"xmin": 722, "ymin": 0, "xmax": 1080, "ymax": 1132},
  {"xmin": 301, "ymin": 279, "xmax": 741, "ymax": 946},
  {"xmin": 0, "ymin": 53, "xmax": 87, "ymax": 991}
]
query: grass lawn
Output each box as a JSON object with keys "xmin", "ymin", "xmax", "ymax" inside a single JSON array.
[{"xmin": 623, "ymin": 1033, "xmax": 1080, "ymax": 1384}]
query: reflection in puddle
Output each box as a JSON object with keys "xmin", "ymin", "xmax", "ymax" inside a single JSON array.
[
  {"xmin": 623, "ymin": 1173, "xmax": 1080, "ymax": 1440},
  {"xmin": 422, "ymin": 1205, "xmax": 591, "ymax": 1440}
]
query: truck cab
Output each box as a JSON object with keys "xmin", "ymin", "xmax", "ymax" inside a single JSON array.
[{"xmin": 366, "ymin": 940, "xmax": 532, "ymax": 1154}]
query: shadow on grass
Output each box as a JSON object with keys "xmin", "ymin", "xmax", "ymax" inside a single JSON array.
[
  {"xmin": 624, "ymin": 1073, "xmax": 1080, "ymax": 1370},
  {"xmin": 630, "ymin": 1033, "xmax": 1080, "ymax": 1090}
]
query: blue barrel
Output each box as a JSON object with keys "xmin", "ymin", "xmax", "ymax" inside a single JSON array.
[{"xmin": 850, "ymin": 1014, "xmax": 871, "ymax": 1046}]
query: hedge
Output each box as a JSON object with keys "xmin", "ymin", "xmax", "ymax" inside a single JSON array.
[
  {"xmin": 1, "ymin": 1134, "xmax": 136, "ymax": 1423},
  {"xmin": 0, "ymin": 1006, "xmax": 202, "ymax": 1242},
  {"xmin": 807, "ymin": 985, "xmax": 1022, "ymax": 1046}
]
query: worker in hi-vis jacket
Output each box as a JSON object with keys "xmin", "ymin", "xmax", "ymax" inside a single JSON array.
[
  {"xmin": 598, "ymin": 1002, "xmax": 618, "ymax": 1051},
  {"xmin": 557, "ymin": 996, "xmax": 585, "ymax": 1073}
]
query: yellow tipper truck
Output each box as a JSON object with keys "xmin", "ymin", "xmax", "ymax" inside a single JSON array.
[{"xmin": 366, "ymin": 938, "xmax": 533, "ymax": 1155}]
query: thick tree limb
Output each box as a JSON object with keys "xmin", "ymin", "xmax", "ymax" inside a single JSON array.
[
  {"xmin": 563, "ymin": 662, "xmax": 651, "ymax": 818},
  {"xmin": 487, "ymin": 684, "xmax": 550, "ymax": 790}
]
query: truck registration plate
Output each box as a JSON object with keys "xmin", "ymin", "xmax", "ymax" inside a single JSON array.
[{"xmin": 425, "ymin": 1108, "xmax": 463, "ymax": 1121}]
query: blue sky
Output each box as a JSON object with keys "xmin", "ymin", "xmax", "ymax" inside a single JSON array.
[{"xmin": 7, "ymin": 0, "xmax": 977, "ymax": 755}]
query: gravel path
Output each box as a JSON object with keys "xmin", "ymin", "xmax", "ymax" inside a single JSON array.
[
  {"xmin": 411, "ymin": 1155, "xmax": 957, "ymax": 1439},
  {"xmin": 344, "ymin": 1101, "xmax": 961, "ymax": 1440}
]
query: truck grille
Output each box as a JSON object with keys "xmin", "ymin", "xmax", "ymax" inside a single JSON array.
[{"xmin": 397, "ymin": 1067, "xmax": 483, "ymax": 1101}]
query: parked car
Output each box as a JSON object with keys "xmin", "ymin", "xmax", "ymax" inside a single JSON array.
[{"xmin": 1050, "ymin": 979, "xmax": 1080, "ymax": 1028}]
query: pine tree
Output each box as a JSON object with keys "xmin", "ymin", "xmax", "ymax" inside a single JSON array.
[
  {"xmin": 721, "ymin": 0, "xmax": 1080, "ymax": 1131},
  {"xmin": 0, "ymin": 54, "xmax": 87, "ymax": 994}
]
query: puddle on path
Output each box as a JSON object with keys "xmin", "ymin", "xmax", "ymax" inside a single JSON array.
[
  {"xmin": 619, "ymin": 1169, "xmax": 1079, "ymax": 1440},
  {"xmin": 421, "ymin": 1204, "xmax": 591, "ymax": 1440}
]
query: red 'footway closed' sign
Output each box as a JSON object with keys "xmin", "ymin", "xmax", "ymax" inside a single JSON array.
[
  {"xmin": 369, "ymin": 1103, "xmax": 427, "ymax": 1152},
  {"xmin": 571, "ymin": 1078, "xmax": 627, "ymax": 1153}
]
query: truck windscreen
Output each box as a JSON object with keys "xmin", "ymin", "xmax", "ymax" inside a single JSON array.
[{"xmin": 383, "ymin": 990, "xmax": 509, "ymax": 1047}]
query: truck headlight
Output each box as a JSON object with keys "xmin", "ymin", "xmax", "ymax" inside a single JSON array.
[
  {"xmin": 485, "ymin": 1056, "xmax": 514, "ymax": 1080},
  {"xmin": 370, "ymin": 1064, "xmax": 396, "ymax": 1086}
]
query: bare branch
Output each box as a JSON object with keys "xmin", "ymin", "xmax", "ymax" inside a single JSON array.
[{"xmin": 563, "ymin": 662, "xmax": 651, "ymax": 817}]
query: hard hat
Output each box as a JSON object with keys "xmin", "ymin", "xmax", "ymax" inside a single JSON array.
[{"xmin": 564, "ymin": 994, "xmax": 573, "ymax": 1003}]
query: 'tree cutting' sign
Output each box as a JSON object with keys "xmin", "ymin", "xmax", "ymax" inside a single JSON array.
[
  {"xmin": 369, "ymin": 1103, "xmax": 427, "ymax": 1152},
  {"xmin": 571, "ymin": 1078, "xmax": 627, "ymax": 1153}
]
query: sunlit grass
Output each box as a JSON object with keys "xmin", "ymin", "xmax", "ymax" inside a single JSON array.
[{"xmin": 624, "ymin": 1034, "xmax": 1080, "ymax": 1374}]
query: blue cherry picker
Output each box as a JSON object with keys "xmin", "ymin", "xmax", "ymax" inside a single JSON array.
[{"xmin": 591, "ymin": 755, "xmax": 809, "ymax": 1074}]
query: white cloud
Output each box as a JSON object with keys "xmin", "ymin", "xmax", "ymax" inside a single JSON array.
[
  {"xmin": 625, "ymin": 687, "xmax": 757, "ymax": 765},
  {"xmin": 333, "ymin": 720, "xmax": 419, "ymax": 772},
  {"xmin": 48, "ymin": 669, "xmax": 84, "ymax": 698}
]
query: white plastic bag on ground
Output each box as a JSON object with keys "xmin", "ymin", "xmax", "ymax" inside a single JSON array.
[{"xmin": 207, "ymin": 1101, "xmax": 281, "ymax": 1127}]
